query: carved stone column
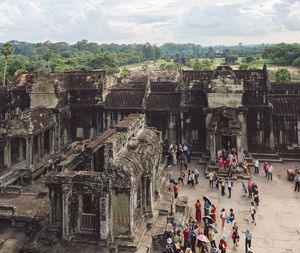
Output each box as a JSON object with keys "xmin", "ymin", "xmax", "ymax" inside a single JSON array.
[
  {"xmin": 37, "ymin": 134, "xmax": 42, "ymax": 161},
  {"xmin": 142, "ymin": 178, "xmax": 147, "ymax": 212},
  {"xmin": 269, "ymin": 108, "xmax": 275, "ymax": 149},
  {"xmin": 210, "ymin": 134, "xmax": 216, "ymax": 164},
  {"xmin": 4, "ymin": 137, "xmax": 11, "ymax": 168},
  {"xmin": 146, "ymin": 177, "xmax": 153, "ymax": 214},
  {"xmin": 62, "ymin": 184, "xmax": 71, "ymax": 241}
]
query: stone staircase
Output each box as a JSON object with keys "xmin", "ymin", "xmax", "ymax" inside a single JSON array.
[
  {"xmin": 278, "ymin": 149, "xmax": 300, "ymax": 162},
  {"xmin": 250, "ymin": 151, "xmax": 283, "ymax": 163}
]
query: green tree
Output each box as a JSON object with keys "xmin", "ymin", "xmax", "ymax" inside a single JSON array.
[
  {"xmin": 1, "ymin": 42, "xmax": 14, "ymax": 86},
  {"xmin": 88, "ymin": 52, "xmax": 118, "ymax": 69},
  {"xmin": 292, "ymin": 57, "xmax": 300, "ymax": 67},
  {"xmin": 120, "ymin": 67, "xmax": 129, "ymax": 78},
  {"xmin": 142, "ymin": 64, "xmax": 148, "ymax": 71},
  {"xmin": 239, "ymin": 63, "xmax": 249, "ymax": 70},
  {"xmin": 274, "ymin": 68, "xmax": 292, "ymax": 82}
]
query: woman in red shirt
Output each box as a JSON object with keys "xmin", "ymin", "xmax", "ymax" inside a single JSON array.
[
  {"xmin": 210, "ymin": 205, "xmax": 216, "ymax": 224},
  {"xmin": 195, "ymin": 200, "xmax": 202, "ymax": 222},
  {"xmin": 219, "ymin": 236, "xmax": 227, "ymax": 253}
]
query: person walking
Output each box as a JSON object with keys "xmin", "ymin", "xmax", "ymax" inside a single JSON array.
[
  {"xmin": 267, "ymin": 163, "xmax": 273, "ymax": 181},
  {"xmin": 254, "ymin": 159, "xmax": 259, "ymax": 174},
  {"xmin": 249, "ymin": 202, "xmax": 256, "ymax": 225},
  {"xmin": 253, "ymin": 191, "xmax": 259, "ymax": 206},
  {"xmin": 174, "ymin": 183, "xmax": 179, "ymax": 198},
  {"xmin": 242, "ymin": 228, "xmax": 253, "ymax": 253},
  {"xmin": 220, "ymin": 208, "xmax": 227, "ymax": 230},
  {"xmin": 295, "ymin": 173, "xmax": 300, "ymax": 192},
  {"xmin": 194, "ymin": 168, "xmax": 199, "ymax": 185},
  {"xmin": 195, "ymin": 200, "xmax": 202, "ymax": 222},
  {"xmin": 227, "ymin": 178, "xmax": 233, "ymax": 198}
]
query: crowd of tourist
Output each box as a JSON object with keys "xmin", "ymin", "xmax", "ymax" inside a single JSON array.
[{"xmin": 164, "ymin": 196, "xmax": 255, "ymax": 253}]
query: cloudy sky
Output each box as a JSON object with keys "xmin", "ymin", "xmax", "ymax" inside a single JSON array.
[{"xmin": 0, "ymin": 0, "xmax": 300, "ymax": 45}]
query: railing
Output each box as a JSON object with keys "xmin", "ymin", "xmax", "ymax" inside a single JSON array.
[{"xmin": 81, "ymin": 213, "xmax": 97, "ymax": 231}]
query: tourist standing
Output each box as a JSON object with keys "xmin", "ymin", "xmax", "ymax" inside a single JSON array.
[
  {"xmin": 241, "ymin": 181, "xmax": 247, "ymax": 197},
  {"xmin": 195, "ymin": 200, "xmax": 202, "ymax": 222},
  {"xmin": 183, "ymin": 225, "xmax": 190, "ymax": 250},
  {"xmin": 194, "ymin": 168, "xmax": 199, "ymax": 185},
  {"xmin": 204, "ymin": 200, "xmax": 210, "ymax": 217},
  {"xmin": 214, "ymin": 173, "xmax": 219, "ymax": 189},
  {"xmin": 187, "ymin": 170, "xmax": 191, "ymax": 185},
  {"xmin": 219, "ymin": 236, "xmax": 227, "ymax": 253},
  {"xmin": 229, "ymin": 208, "xmax": 235, "ymax": 226},
  {"xmin": 295, "ymin": 173, "xmax": 300, "ymax": 192},
  {"xmin": 208, "ymin": 171, "xmax": 214, "ymax": 187},
  {"xmin": 263, "ymin": 162, "xmax": 268, "ymax": 177},
  {"xmin": 221, "ymin": 179, "xmax": 225, "ymax": 196},
  {"xmin": 242, "ymin": 228, "xmax": 253, "ymax": 253},
  {"xmin": 190, "ymin": 171, "xmax": 195, "ymax": 187},
  {"xmin": 249, "ymin": 202, "xmax": 256, "ymax": 225},
  {"xmin": 267, "ymin": 163, "xmax": 273, "ymax": 181},
  {"xmin": 232, "ymin": 222, "xmax": 239, "ymax": 247},
  {"xmin": 227, "ymin": 178, "xmax": 233, "ymax": 198},
  {"xmin": 174, "ymin": 183, "xmax": 179, "ymax": 198},
  {"xmin": 247, "ymin": 181, "xmax": 253, "ymax": 198},
  {"xmin": 254, "ymin": 159, "xmax": 259, "ymax": 174},
  {"xmin": 208, "ymin": 227, "xmax": 216, "ymax": 248},
  {"xmin": 253, "ymin": 191, "xmax": 259, "ymax": 206},
  {"xmin": 178, "ymin": 169, "xmax": 185, "ymax": 185},
  {"xmin": 210, "ymin": 205, "xmax": 216, "ymax": 225},
  {"xmin": 169, "ymin": 169, "xmax": 174, "ymax": 184}
]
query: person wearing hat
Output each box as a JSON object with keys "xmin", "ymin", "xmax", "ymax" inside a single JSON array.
[
  {"xmin": 165, "ymin": 237, "xmax": 174, "ymax": 253},
  {"xmin": 247, "ymin": 247, "xmax": 254, "ymax": 253},
  {"xmin": 218, "ymin": 236, "xmax": 227, "ymax": 253}
]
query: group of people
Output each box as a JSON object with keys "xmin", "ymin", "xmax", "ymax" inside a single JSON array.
[
  {"xmin": 207, "ymin": 172, "xmax": 233, "ymax": 198},
  {"xmin": 167, "ymin": 144, "xmax": 191, "ymax": 169},
  {"xmin": 165, "ymin": 198, "xmax": 255, "ymax": 253},
  {"xmin": 217, "ymin": 148, "xmax": 239, "ymax": 172}
]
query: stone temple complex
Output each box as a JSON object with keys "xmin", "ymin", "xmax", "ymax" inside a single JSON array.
[{"xmin": 0, "ymin": 66, "xmax": 299, "ymax": 252}]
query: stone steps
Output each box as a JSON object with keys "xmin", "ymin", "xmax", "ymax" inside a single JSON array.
[{"xmin": 251, "ymin": 152, "xmax": 283, "ymax": 163}]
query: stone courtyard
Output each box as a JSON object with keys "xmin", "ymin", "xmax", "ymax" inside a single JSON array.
[{"xmin": 169, "ymin": 160, "xmax": 300, "ymax": 253}]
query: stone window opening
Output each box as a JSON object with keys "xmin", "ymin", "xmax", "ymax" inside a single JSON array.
[
  {"xmin": 93, "ymin": 146, "xmax": 104, "ymax": 172},
  {"xmin": 83, "ymin": 194, "xmax": 97, "ymax": 214},
  {"xmin": 11, "ymin": 137, "xmax": 26, "ymax": 166}
]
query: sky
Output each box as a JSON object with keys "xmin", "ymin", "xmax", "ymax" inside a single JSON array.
[{"xmin": 0, "ymin": 0, "xmax": 300, "ymax": 46}]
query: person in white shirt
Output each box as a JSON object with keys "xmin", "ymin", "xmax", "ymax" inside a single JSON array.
[
  {"xmin": 267, "ymin": 162, "xmax": 273, "ymax": 181},
  {"xmin": 254, "ymin": 159, "xmax": 259, "ymax": 174}
]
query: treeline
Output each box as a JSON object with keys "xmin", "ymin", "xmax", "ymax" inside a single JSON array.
[
  {"xmin": 262, "ymin": 43, "xmax": 300, "ymax": 66},
  {"xmin": 160, "ymin": 43, "xmax": 265, "ymax": 58}
]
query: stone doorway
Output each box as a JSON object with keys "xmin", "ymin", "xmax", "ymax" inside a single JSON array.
[{"xmin": 221, "ymin": 135, "xmax": 236, "ymax": 149}]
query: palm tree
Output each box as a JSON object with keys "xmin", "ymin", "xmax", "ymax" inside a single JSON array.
[
  {"xmin": 46, "ymin": 49, "xmax": 53, "ymax": 71},
  {"xmin": 1, "ymin": 42, "xmax": 14, "ymax": 86}
]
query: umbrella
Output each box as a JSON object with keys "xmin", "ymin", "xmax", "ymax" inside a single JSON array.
[
  {"xmin": 171, "ymin": 220, "xmax": 183, "ymax": 228},
  {"xmin": 203, "ymin": 216, "xmax": 214, "ymax": 224},
  {"xmin": 197, "ymin": 234, "xmax": 209, "ymax": 243},
  {"xmin": 203, "ymin": 196, "xmax": 212, "ymax": 205},
  {"xmin": 209, "ymin": 224, "xmax": 218, "ymax": 233}
]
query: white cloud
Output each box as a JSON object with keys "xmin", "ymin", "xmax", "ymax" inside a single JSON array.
[{"xmin": 0, "ymin": 0, "xmax": 299, "ymax": 45}]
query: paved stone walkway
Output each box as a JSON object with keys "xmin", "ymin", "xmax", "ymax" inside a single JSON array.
[{"xmin": 169, "ymin": 161, "xmax": 300, "ymax": 253}]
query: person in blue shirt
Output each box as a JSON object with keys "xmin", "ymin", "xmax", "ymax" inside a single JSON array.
[
  {"xmin": 294, "ymin": 173, "xmax": 300, "ymax": 192},
  {"xmin": 242, "ymin": 228, "xmax": 253, "ymax": 253}
]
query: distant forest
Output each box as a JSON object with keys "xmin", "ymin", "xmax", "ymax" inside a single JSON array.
[{"xmin": 0, "ymin": 40, "xmax": 300, "ymax": 82}]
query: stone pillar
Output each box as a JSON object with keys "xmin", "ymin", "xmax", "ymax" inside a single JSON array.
[
  {"xmin": 269, "ymin": 110, "xmax": 275, "ymax": 149},
  {"xmin": 99, "ymin": 195, "xmax": 109, "ymax": 240},
  {"xmin": 49, "ymin": 188, "xmax": 55, "ymax": 225},
  {"xmin": 37, "ymin": 134, "xmax": 42, "ymax": 161},
  {"xmin": 147, "ymin": 177, "xmax": 153, "ymax": 213},
  {"xmin": 19, "ymin": 138, "xmax": 24, "ymax": 161},
  {"xmin": 142, "ymin": 178, "xmax": 147, "ymax": 212},
  {"xmin": 26, "ymin": 137, "xmax": 30, "ymax": 166},
  {"xmin": 77, "ymin": 193, "xmax": 83, "ymax": 232},
  {"xmin": 210, "ymin": 134, "xmax": 216, "ymax": 164},
  {"xmin": 41, "ymin": 132, "xmax": 45, "ymax": 158},
  {"xmin": 29, "ymin": 136, "xmax": 33, "ymax": 166},
  {"xmin": 180, "ymin": 111, "xmax": 185, "ymax": 144},
  {"xmin": 62, "ymin": 185, "xmax": 70, "ymax": 241},
  {"xmin": 4, "ymin": 137, "xmax": 11, "ymax": 168},
  {"xmin": 129, "ymin": 191, "xmax": 134, "ymax": 234},
  {"xmin": 238, "ymin": 111, "xmax": 248, "ymax": 152}
]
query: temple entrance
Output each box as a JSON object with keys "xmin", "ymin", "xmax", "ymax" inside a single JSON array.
[{"xmin": 221, "ymin": 135, "xmax": 236, "ymax": 149}]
